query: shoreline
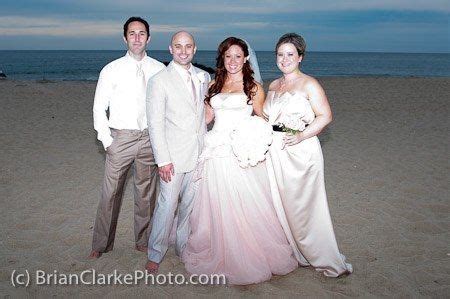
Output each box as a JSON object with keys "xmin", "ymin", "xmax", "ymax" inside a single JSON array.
[{"xmin": 1, "ymin": 75, "xmax": 450, "ymax": 84}]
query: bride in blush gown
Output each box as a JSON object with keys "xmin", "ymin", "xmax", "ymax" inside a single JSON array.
[
  {"xmin": 263, "ymin": 33, "xmax": 352, "ymax": 277},
  {"xmin": 182, "ymin": 37, "xmax": 297, "ymax": 285}
]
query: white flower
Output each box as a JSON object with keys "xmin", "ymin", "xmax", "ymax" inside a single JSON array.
[
  {"xmin": 277, "ymin": 113, "xmax": 308, "ymax": 132},
  {"xmin": 230, "ymin": 116, "xmax": 273, "ymax": 168},
  {"xmin": 204, "ymin": 130, "xmax": 227, "ymax": 148},
  {"xmin": 197, "ymin": 72, "xmax": 207, "ymax": 83}
]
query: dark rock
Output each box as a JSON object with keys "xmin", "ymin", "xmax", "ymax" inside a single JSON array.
[
  {"xmin": 193, "ymin": 63, "xmax": 215, "ymax": 74},
  {"xmin": 162, "ymin": 61, "xmax": 214, "ymax": 74},
  {"xmin": 36, "ymin": 79, "xmax": 55, "ymax": 83}
]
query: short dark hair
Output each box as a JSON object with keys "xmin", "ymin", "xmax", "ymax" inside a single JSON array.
[
  {"xmin": 276, "ymin": 33, "xmax": 306, "ymax": 57},
  {"xmin": 123, "ymin": 17, "xmax": 149, "ymax": 38}
]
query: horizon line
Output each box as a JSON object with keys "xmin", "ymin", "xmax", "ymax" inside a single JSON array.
[{"xmin": 0, "ymin": 49, "xmax": 449, "ymax": 55}]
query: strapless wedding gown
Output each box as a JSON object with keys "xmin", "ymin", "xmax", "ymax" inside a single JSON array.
[
  {"xmin": 263, "ymin": 91, "xmax": 353, "ymax": 277},
  {"xmin": 182, "ymin": 93, "xmax": 297, "ymax": 285}
]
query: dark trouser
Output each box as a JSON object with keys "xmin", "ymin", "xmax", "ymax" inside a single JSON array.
[{"xmin": 92, "ymin": 129, "xmax": 159, "ymax": 253}]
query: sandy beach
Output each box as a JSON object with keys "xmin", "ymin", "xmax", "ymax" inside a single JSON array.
[{"xmin": 0, "ymin": 77, "xmax": 448, "ymax": 297}]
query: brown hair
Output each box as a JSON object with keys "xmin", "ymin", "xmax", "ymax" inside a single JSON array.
[
  {"xmin": 123, "ymin": 17, "xmax": 149, "ymax": 38},
  {"xmin": 275, "ymin": 33, "xmax": 306, "ymax": 57},
  {"xmin": 205, "ymin": 37, "xmax": 256, "ymax": 105}
]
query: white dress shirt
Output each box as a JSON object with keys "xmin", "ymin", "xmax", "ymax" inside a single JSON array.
[
  {"xmin": 93, "ymin": 51, "xmax": 165, "ymax": 149},
  {"xmin": 172, "ymin": 62, "xmax": 200, "ymax": 102}
]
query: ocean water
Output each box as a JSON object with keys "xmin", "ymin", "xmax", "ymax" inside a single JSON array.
[{"xmin": 0, "ymin": 50, "xmax": 448, "ymax": 81}]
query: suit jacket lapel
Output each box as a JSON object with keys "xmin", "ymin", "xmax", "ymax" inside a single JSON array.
[{"xmin": 167, "ymin": 61, "xmax": 196, "ymax": 112}]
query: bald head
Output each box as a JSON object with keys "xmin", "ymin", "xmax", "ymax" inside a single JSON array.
[
  {"xmin": 169, "ymin": 31, "xmax": 197, "ymax": 69},
  {"xmin": 171, "ymin": 31, "xmax": 195, "ymax": 46}
]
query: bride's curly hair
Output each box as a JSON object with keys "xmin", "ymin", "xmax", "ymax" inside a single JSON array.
[{"xmin": 205, "ymin": 37, "xmax": 256, "ymax": 106}]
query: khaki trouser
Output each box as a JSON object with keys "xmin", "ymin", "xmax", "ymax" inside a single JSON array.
[{"xmin": 92, "ymin": 129, "xmax": 159, "ymax": 253}]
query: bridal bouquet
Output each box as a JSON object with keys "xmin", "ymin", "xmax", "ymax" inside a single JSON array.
[
  {"xmin": 276, "ymin": 113, "xmax": 307, "ymax": 134},
  {"xmin": 230, "ymin": 116, "xmax": 273, "ymax": 168}
]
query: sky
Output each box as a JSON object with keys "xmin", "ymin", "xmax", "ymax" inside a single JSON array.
[{"xmin": 0, "ymin": 0, "xmax": 448, "ymax": 52}]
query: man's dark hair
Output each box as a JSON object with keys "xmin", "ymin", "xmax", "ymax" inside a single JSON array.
[{"xmin": 123, "ymin": 17, "xmax": 150, "ymax": 38}]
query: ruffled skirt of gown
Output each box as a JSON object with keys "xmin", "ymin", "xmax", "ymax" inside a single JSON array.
[{"xmin": 182, "ymin": 152, "xmax": 298, "ymax": 285}]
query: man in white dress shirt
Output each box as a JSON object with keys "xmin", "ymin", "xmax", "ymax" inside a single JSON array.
[
  {"xmin": 89, "ymin": 17, "xmax": 165, "ymax": 258},
  {"xmin": 145, "ymin": 31, "xmax": 211, "ymax": 272}
]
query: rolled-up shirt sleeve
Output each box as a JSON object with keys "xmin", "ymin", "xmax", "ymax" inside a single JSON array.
[
  {"xmin": 157, "ymin": 161, "xmax": 172, "ymax": 167},
  {"xmin": 93, "ymin": 66, "xmax": 114, "ymax": 149}
]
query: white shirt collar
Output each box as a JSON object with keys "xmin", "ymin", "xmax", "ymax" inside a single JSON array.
[
  {"xmin": 125, "ymin": 51, "xmax": 148, "ymax": 64},
  {"xmin": 172, "ymin": 61, "xmax": 196, "ymax": 78}
]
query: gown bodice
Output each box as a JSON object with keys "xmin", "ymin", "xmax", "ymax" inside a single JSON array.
[
  {"xmin": 210, "ymin": 93, "xmax": 253, "ymax": 132},
  {"xmin": 263, "ymin": 91, "xmax": 316, "ymax": 126}
]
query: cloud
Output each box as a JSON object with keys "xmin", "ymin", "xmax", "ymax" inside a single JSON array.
[
  {"xmin": 73, "ymin": 0, "xmax": 450, "ymax": 13},
  {"xmin": 0, "ymin": 17, "xmax": 120, "ymax": 36},
  {"xmin": 0, "ymin": 2, "xmax": 447, "ymax": 52},
  {"xmin": 0, "ymin": 16, "xmax": 212, "ymax": 37},
  {"xmin": 227, "ymin": 22, "xmax": 270, "ymax": 29},
  {"xmin": 3, "ymin": 0, "xmax": 448, "ymax": 17},
  {"xmin": 150, "ymin": 25, "xmax": 212, "ymax": 33}
]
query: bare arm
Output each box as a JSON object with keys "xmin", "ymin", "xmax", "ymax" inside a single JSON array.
[
  {"xmin": 205, "ymin": 103, "xmax": 215, "ymax": 125},
  {"xmin": 284, "ymin": 78, "xmax": 332, "ymax": 145},
  {"xmin": 252, "ymin": 82, "xmax": 266, "ymax": 117},
  {"xmin": 204, "ymin": 79, "xmax": 215, "ymax": 124}
]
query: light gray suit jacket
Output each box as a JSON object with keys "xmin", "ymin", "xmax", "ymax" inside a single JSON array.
[{"xmin": 146, "ymin": 61, "xmax": 211, "ymax": 173}]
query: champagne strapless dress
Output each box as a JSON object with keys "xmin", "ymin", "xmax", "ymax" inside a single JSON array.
[{"xmin": 263, "ymin": 91, "xmax": 353, "ymax": 277}]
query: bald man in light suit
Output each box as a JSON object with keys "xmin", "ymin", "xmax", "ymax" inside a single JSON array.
[{"xmin": 145, "ymin": 31, "xmax": 211, "ymax": 272}]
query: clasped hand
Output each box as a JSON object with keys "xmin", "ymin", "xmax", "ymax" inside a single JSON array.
[
  {"xmin": 283, "ymin": 132, "xmax": 303, "ymax": 148},
  {"xmin": 159, "ymin": 163, "xmax": 174, "ymax": 183}
]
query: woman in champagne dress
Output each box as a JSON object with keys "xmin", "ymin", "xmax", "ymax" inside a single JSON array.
[
  {"xmin": 263, "ymin": 33, "xmax": 353, "ymax": 277},
  {"xmin": 182, "ymin": 37, "xmax": 297, "ymax": 285}
]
